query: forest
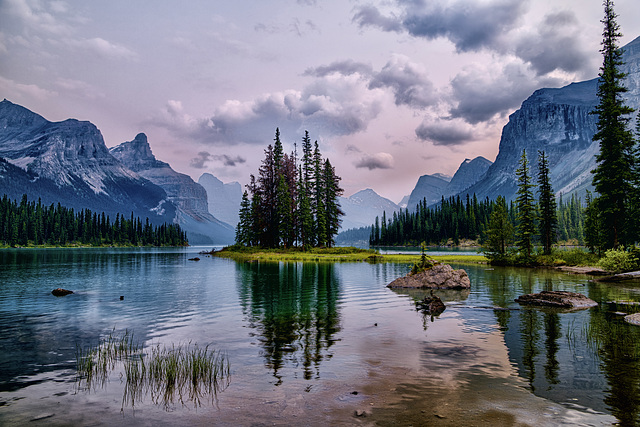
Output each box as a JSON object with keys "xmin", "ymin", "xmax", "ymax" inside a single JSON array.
[{"xmin": 0, "ymin": 194, "xmax": 188, "ymax": 247}]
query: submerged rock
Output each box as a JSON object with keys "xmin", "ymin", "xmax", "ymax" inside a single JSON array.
[
  {"xmin": 51, "ymin": 288, "xmax": 73, "ymax": 297},
  {"xmin": 514, "ymin": 291, "xmax": 597, "ymax": 309},
  {"xmin": 416, "ymin": 294, "xmax": 446, "ymax": 315},
  {"xmin": 387, "ymin": 263, "xmax": 470, "ymax": 289},
  {"xmin": 624, "ymin": 313, "xmax": 640, "ymax": 326}
]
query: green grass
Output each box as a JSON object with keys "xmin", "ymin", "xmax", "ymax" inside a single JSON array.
[
  {"xmin": 75, "ymin": 330, "xmax": 230, "ymax": 409},
  {"xmin": 212, "ymin": 245, "xmax": 487, "ymax": 265}
]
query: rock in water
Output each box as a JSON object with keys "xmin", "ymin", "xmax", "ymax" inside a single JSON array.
[
  {"xmin": 387, "ymin": 263, "xmax": 470, "ymax": 289},
  {"xmin": 51, "ymin": 288, "xmax": 73, "ymax": 297},
  {"xmin": 514, "ymin": 291, "xmax": 597, "ymax": 309},
  {"xmin": 416, "ymin": 295, "xmax": 446, "ymax": 315}
]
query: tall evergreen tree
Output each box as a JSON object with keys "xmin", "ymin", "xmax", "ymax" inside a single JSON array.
[
  {"xmin": 515, "ymin": 150, "xmax": 537, "ymax": 258},
  {"xmin": 584, "ymin": 190, "xmax": 604, "ymax": 254},
  {"xmin": 322, "ymin": 159, "xmax": 344, "ymax": 247},
  {"xmin": 591, "ymin": 0, "xmax": 636, "ymax": 248},
  {"xmin": 482, "ymin": 196, "xmax": 513, "ymax": 262},
  {"xmin": 537, "ymin": 151, "xmax": 557, "ymax": 255}
]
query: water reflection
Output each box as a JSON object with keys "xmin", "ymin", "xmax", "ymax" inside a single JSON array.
[{"xmin": 235, "ymin": 262, "xmax": 341, "ymax": 385}]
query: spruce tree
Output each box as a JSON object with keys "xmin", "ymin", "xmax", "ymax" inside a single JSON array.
[
  {"xmin": 322, "ymin": 159, "xmax": 344, "ymax": 247},
  {"xmin": 515, "ymin": 150, "xmax": 537, "ymax": 258},
  {"xmin": 591, "ymin": 0, "xmax": 635, "ymax": 248},
  {"xmin": 537, "ymin": 151, "xmax": 557, "ymax": 255},
  {"xmin": 482, "ymin": 196, "xmax": 513, "ymax": 263}
]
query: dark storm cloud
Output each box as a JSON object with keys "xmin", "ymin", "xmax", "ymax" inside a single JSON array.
[
  {"xmin": 368, "ymin": 55, "xmax": 437, "ymax": 108},
  {"xmin": 303, "ymin": 60, "xmax": 373, "ymax": 78},
  {"xmin": 354, "ymin": 0, "xmax": 527, "ymax": 52},
  {"xmin": 447, "ymin": 63, "xmax": 549, "ymax": 124},
  {"xmin": 352, "ymin": 4, "xmax": 404, "ymax": 33},
  {"xmin": 400, "ymin": 0, "xmax": 527, "ymax": 52},
  {"xmin": 515, "ymin": 11, "xmax": 591, "ymax": 76},
  {"xmin": 415, "ymin": 121, "xmax": 473, "ymax": 146}
]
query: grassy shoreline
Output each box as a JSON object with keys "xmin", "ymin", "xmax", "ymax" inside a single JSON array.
[{"xmin": 210, "ymin": 246, "xmax": 488, "ymax": 265}]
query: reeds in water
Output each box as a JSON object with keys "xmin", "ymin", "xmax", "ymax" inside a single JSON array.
[{"xmin": 76, "ymin": 330, "xmax": 230, "ymax": 409}]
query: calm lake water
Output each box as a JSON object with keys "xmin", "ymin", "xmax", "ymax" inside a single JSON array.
[{"xmin": 1, "ymin": 247, "xmax": 640, "ymax": 426}]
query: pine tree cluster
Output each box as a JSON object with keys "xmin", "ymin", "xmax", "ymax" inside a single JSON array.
[
  {"xmin": 0, "ymin": 194, "xmax": 188, "ymax": 247},
  {"xmin": 235, "ymin": 129, "xmax": 344, "ymax": 249}
]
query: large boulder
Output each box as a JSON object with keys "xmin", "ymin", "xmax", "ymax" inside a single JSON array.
[
  {"xmin": 514, "ymin": 291, "xmax": 597, "ymax": 309},
  {"xmin": 387, "ymin": 263, "xmax": 470, "ymax": 289}
]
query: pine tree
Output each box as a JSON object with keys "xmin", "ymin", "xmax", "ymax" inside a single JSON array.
[
  {"xmin": 515, "ymin": 150, "xmax": 536, "ymax": 258},
  {"xmin": 591, "ymin": 0, "xmax": 636, "ymax": 249},
  {"xmin": 584, "ymin": 190, "xmax": 604, "ymax": 254},
  {"xmin": 482, "ymin": 196, "xmax": 513, "ymax": 263},
  {"xmin": 322, "ymin": 159, "xmax": 344, "ymax": 247},
  {"xmin": 537, "ymin": 151, "xmax": 557, "ymax": 255},
  {"xmin": 236, "ymin": 191, "xmax": 252, "ymax": 246}
]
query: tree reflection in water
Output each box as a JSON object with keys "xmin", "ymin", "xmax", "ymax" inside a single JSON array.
[{"xmin": 236, "ymin": 262, "xmax": 341, "ymax": 385}]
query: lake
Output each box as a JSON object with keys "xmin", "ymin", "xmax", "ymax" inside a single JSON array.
[{"xmin": 1, "ymin": 247, "xmax": 639, "ymax": 426}]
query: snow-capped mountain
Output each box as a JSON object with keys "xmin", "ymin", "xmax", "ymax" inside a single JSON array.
[
  {"xmin": 0, "ymin": 99, "xmax": 175, "ymax": 223},
  {"xmin": 197, "ymin": 173, "xmax": 242, "ymax": 228},
  {"xmin": 339, "ymin": 188, "xmax": 400, "ymax": 230},
  {"xmin": 110, "ymin": 134, "xmax": 235, "ymax": 244},
  {"xmin": 461, "ymin": 35, "xmax": 640, "ymax": 203}
]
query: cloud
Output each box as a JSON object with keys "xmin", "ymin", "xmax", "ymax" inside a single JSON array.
[
  {"xmin": 352, "ymin": 4, "xmax": 403, "ymax": 33},
  {"xmin": 353, "ymin": 1, "xmax": 592, "ymax": 77},
  {"xmin": 0, "ymin": 74, "xmax": 57, "ymax": 100},
  {"xmin": 368, "ymin": 54, "xmax": 437, "ymax": 108},
  {"xmin": 214, "ymin": 154, "xmax": 246, "ymax": 167},
  {"xmin": 514, "ymin": 11, "xmax": 591, "ymax": 76},
  {"xmin": 152, "ymin": 74, "xmax": 385, "ymax": 145},
  {"xmin": 190, "ymin": 151, "xmax": 211, "ymax": 169},
  {"xmin": 354, "ymin": 152, "xmax": 394, "ymax": 170},
  {"xmin": 190, "ymin": 151, "xmax": 246, "ymax": 168},
  {"xmin": 415, "ymin": 119, "xmax": 474, "ymax": 146},
  {"xmin": 448, "ymin": 61, "xmax": 549, "ymax": 124},
  {"xmin": 303, "ymin": 59, "xmax": 373, "ymax": 78},
  {"xmin": 69, "ymin": 37, "xmax": 137, "ymax": 60}
]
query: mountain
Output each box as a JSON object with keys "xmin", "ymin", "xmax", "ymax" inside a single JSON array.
[
  {"xmin": 0, "ymin": 99, "xmax": 176, "ymax": 224},
  {"xmin": 406, "ymin": 156, "xmax": 492, "ymax": 210},
  {"xmin": 461, "ymin": 36, "xmax": 640, "ymax": 203},
  {"xmin": 339, "ymin": 188, "xmax": 400, "ymax": 230},
  {"xmin": 197, "ymin": 173, "xmax": 242, "ymax": 228},
  {"xmin": 110, "ymin": 134, "xmax": 235, "ymax": 244},
  {"xmin": 447, "ymin": 157, "xmax": 493, "ymax": 196}
]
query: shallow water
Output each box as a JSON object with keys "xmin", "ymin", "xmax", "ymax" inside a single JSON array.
[{"xmin": 1, "ymin": 247, "xmax": 639, "ymax": 425}]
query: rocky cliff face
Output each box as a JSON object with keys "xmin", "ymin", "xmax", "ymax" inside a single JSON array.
[
  {"xmin": 463, "ymin": 36, "xmax": 640, "ymax": 202},
  {"xmin": 111, "ymin": 135, "xmax": 234, "ymax": 244},
  {"xmin": 0, "ymin": 99, "xmax": 175, "ymax": 223},
  {"xmin": 197, "ymin": 173, "xmax": 242, "ymax": 228},
  {"xmin": 407, "ymin": 156, "xmax": 492, "ymax": 210}
]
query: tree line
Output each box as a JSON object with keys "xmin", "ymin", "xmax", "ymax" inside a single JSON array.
[
  {"xmin": 0, "ymin": 194, "xmax": 188, "ymax": 247},
  {"xmin": 235, "ymin": 129, "xmax": 344, "ymax": 249},
  {"xmin": 369, "ymin": 150, "xmax": 585, "ymax": 257}
]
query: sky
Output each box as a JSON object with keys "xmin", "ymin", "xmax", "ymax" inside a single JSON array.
[{"xmin": 1, "ymin": 0, "xmax": 639, "ymax": 204}]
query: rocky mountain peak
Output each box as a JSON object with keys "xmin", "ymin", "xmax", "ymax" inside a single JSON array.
[{"xmin": 110, "ymin": 133, "xmax": 168, "ymax": 172}]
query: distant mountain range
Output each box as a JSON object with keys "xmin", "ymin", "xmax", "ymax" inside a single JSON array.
[
  {"xmin": 197, "ymin": 173, "xmax": 242, "ymax": 228},
  {"xmin": 0, "ymin": 100, "xmax": 235, "ymax": 244},
  {"xmin": 110, "ymin": 134, "xmax": 234, "ymax": 244},
  {"xmin": 0, "ymin": 99, "xmax": 177, "ymax": 225},
  {"xmin": 339, "ymin": 189, "xmax": 400, "ymax": 230},
  {"xmin": 406, "ymin": 156, "xmax": 492, "ymax": 210}
]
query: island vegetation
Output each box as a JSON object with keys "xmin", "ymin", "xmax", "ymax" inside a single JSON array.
[
  {"xmin": 235, "ymin": 129, "xmax": 344, "ymax": 249},
  {"xmin": 0, "ymin": 194, "xmax": 188, "ymax": 247}
]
